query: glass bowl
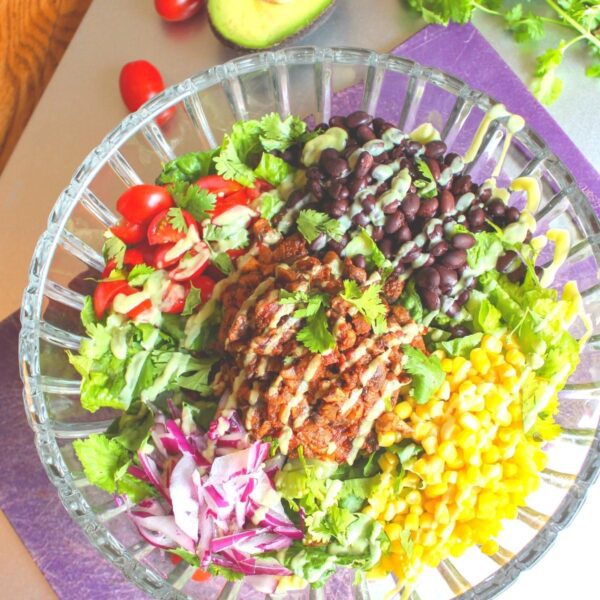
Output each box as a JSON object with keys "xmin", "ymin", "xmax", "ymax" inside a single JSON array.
[{"xmin": 19, "ymin": 46, "xmax": 600, "ymax": 600}]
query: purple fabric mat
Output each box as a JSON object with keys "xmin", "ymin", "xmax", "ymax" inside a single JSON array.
[{"xmin": 2, "ymin": 22, "xmax": 599, "ymax": 600}]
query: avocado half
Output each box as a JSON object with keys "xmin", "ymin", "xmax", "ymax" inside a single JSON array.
[{"xmin": 208, "ymin": 0, "xmax": 336, "ymax": 51}]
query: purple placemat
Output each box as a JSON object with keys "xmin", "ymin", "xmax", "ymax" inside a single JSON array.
[{"xmin": 2, "ymin": 22, "xmax": 599, "ymax": 600}]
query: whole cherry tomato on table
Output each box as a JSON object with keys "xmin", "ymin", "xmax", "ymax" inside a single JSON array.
[
  {"xmin": 119, "ymin": 60, "xmax": 176, "ymax": 125},
  {"xmin": 155, "ymin": 0, "xmax": 204, "ymax": 22},
  {"xmin": 116, "ymin": 185, "xmax": 174, "ymax": 224}
]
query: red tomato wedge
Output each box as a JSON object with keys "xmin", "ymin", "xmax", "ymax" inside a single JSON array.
[
  {"xmin": 147, "ymin": 208, "xmax": 196, "ymax": 245},
  {"xmin": 154, "ymin": 0, "xmax": 204, "ymax": 22},
  {"xmin": 152, "ymin": 243, "xmax": 180, "ymax": 269},
  {"xmin": 245, "ymin": 178, "xmax": 273, "ymax": 200},
  {"xmin": 125, "ymin": 243, "xmax": 155, "ymax": 266},
  {"xmin": 160, "ymin": 282, "xmax": 187, "ymax": 314},
  {"xmin": 119, "ymin": 60, "xmax": 176, "ymax": 125},
  {"xmin": 127, "ymin": 298, "xmax": 153, "ymax": 319},
  {"xmin": 101, "ymin": 260, "xmax": 118, "ymax": 279},
  {"xmin": 110, "ymin": 220, "xmax": 146, "ymax": 245},
  {"xmin": 93, "ymin": 279, "xmax": 129, "ymax": 319},
  {"xmin": 169, "ymin": 242, "xmax": 210, "ymax": 281},
  {"xmin": 211, "ymin": 189, "xmax": 249, "ymax": 220},
  {"xmin": 116, "ymin": 185, "xmax": 174, "ymax": 224},
  {"xmin": 195, "ymin": 175, "xmax": 243, "ymax": 197},
  {"xmin": 190, "ymin": 274, "xmax": 216, "ymax": 302}
]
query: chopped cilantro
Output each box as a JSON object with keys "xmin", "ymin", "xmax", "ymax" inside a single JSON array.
[
  {"xmin": 414, "ymin": 159, "xmax": 437, "ymax": 198},
  {"xmin": 182, "ymin": 285, "xmax": 202, "ymax": 316},
  {"xmin": 402, "ymin": 345, "xmax": 445, "ymax": 405},
  {"xmin": 341, "ymin": 280, "xmax": 387, "ymax": 334},
  {"xmin": 127, "ymin": 264, "xmax": 155, "ymax": 287},
  {"xmin": 296, "ymin": 209, "xmax": 344, "ymax": 244},
  {"xmin": 211, "ymin": 251, "xmax": 234, "ymax": 275},
  {"xmin": 102, "ymin": 235, "xmax": 126, "ymax": 269},
  {"xmin": 214, "ymin": 134, "xmax": 256, "ymax": 187},
  {"xmin": 167, "ymin": 207, "xmax": 188, "ymax": 233},
  {"xmin": 168, "ymin": 181, "xmax": 216, "ymax": 221}
]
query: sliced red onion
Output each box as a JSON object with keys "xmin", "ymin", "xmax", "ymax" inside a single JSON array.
[
  {"xmin": 244, "ymin": 575, "xmax": 279, "ymax": 594},
  {"xmin": 130, "ymin": 515, "xmax": 195, "ymax": 552},
  {"xmin": 169, "ymin": 454, "xmax": 200, "ymax": 542},
  {"xmin": 210, "ymin": 530, "xmax": 257, "ymax": 553},
  {"xmin": 127, "ymin": 464, "xmax": 150, "ymax": 482},
  {"xmin": 137, "ymin": 451, "xmax": 169, "ymax": 501}
]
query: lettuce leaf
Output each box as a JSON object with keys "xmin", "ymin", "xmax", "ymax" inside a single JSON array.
[
  {"xmin": 156, "ymin": 149, "xmax": 218, "ymax": 185},
  {"xmin": 254, "ymin": 153, "xmax": 294, "ymax": 186},
  {"xmin": 402, "ymin": 345, "xmax": 445, "ymax": 404},
  {"xmin": 437, "ymin": 332, "xmax": 483, "ymax": 358}
]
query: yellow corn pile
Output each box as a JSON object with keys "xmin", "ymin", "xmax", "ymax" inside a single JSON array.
[{"xmin": 367, "ymin": 335, "xmax": 548, "ymax": 588}]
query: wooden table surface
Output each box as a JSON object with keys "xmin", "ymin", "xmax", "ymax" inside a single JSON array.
[{"xmin": 0, "ymin": 0, "xmax": 92, "ymax": 174}]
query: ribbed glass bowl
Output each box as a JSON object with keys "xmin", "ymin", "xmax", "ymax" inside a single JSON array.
[{"xmin": 19, "ymin": 47, "xmax": 600, "ymax": 600}]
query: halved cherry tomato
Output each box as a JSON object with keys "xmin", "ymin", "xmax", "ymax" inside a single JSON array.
[
  {"xmin": 125, "ymin": 243, "xmax": 155, "ymax": 266},
  {"xmin": 110, "ymin": 220, "xmax": 146, "ymax": 245},
  {"xmin": 195, "ymin": 175, "xmax": 243, "ymax": 197},
  {"xmin": 211, "ymin": 189, "xmax": 249, "ymax": 220},
  {"xmin": 147, "ymin": 208, "xmax": 196, "ymax": 245},
  {"xmin": 154, "ymin": 0, "xmax": 204, "ymax": 22},
  {"xmin": 160, "ymin": 282, "xmax": 187, "ymax": 314},
  {"xmin": 116, "ymin": 185, "xmax": 174, "ymax": 224},
  {"xmin": 127, "ymin": 298, "xmax": 153, "ymax": 319},
  {"xmin": 245, "ymin": 178, "xmax": 273, "ymax": 200},
  {"xmin": 169, "ymin": 242, "xmax": 210, "ymax": 281},
  {"xmin": 190, "ymin": 274, "xmax": 215, "ymax": 301},
  {"xmin": 119, "ymin": 60, "xmax": 176, "ymax": 125},
  {"xmin": 152, "ymin": 243, "xmax": 180, "ymax": 269},
  {"xmin": 93, "ymin": 279, "xmax": 129, "ymax": 319},
  {"xmin": 101, "ymin": 260, "xmax": 118, "ymax": 279}
]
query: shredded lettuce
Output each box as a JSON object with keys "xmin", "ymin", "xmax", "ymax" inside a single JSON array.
[
  {"xmin": 156, "ymin": 149, "xmax": 219, "ymax": 185},
  {"xmin": 436, "ymin": 332, "xmax": 483, "ymax": 358},
  {"xmin": 343, "ymin": 227, "xmax": 388, "ymax": 269},
  {"xmin": 254, "ymin": 153, "xmax": 294, "ymax": 186}
]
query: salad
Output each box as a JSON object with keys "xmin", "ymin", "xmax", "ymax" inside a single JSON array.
[{"xmin": 68, "ymin": 109, "xmax": 591, "ymax": 595}]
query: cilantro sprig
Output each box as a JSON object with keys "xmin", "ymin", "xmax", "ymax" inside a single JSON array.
[
  {"xmin": 405, "ymin": 1, "xmax": 600, "ymax": 105},
  {"xmin": 279, "ymin": 289, "xmax": 336, "ymax": 353},
  {"xmin": 414, "ymin": 159, "xmax": 437, "ymax": 198},
  {"xmin": 168, "ymin": 181, "xmax": 216, "ymax": 222},
  {"xmin": 340, "ymin": 280, "xmax": 388, "ymax": 334},
  {"xmin": 296, "ymin": 209, "xmax": 344, "ymax": 244}
]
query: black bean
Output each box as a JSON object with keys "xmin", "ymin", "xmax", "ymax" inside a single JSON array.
[
  {"xmin": 378, "ymin": 238, "xmax": 393, "ymax": 259},
  {"xmin": 426, "ymin": 157, "xmax": 441, "ymax": 181},
  {"xmin": 436, "ymin": 265, "xmax": 458, "ymax": 292},
  {"xmin": 374, "ymin": 151, "xmax": 390, "ymax": 164},
  {"xmin": 440, "ymin": 249, "xmax": 467, "ymax": 269},
  {"xmin": 422, "ymin": 255, "xmax": 435, "ymax": 268},
  {"xmin": 329, "ymin": 180, "xmax": 349, "ymax": 201},
  {"xmin": 372, "ymin": 118, "xmax": 386, "ymax": 136},
  {"xmin": 467, "ymin": 207, "xmax": 485, "ymax": 228},
  {"xmin": 362, "ymin": 194, "xmax": 376, "ymax": 214},
  {"xmin": 496, "ymin": 250, "xmax": 518, "ymax": 274},
  {"xmin": 343, "ymin": 143, "xmax": 359, "ymax": 159},
  {"xmin": 402, "ymin": 248, "xmax": 422, "ymax": 263},
  {"xmin": 428, "ymin": 224, "xmax": 444, "ymax": 243},
  {"xmin": 327, "ymin": 234, "xmax": 349, "ymax": 253},
  {"xmin": 306, "ymin": 166, "xmax": 323, "ymax": 180},
  {"xmin": 401, "ymin": 193, "xmax": 420, "ymax": 220},
  {"xmin": 384, "ymin": 212, "xmax": 405, "ymax": 234},
  {"xmin": 487, "ymin": 199, "xmax": 506, "ymax": 218},
  {"xmin": 380, "ymin": 200, "xmax": 398, "ymax": 215},
  {"xmin": 391, "ymin": 146, "xmax": 406, "ymax": 160},
  {"xmin": 355, "ymin": 152, "xmax": 374, "ymax": 178},
  {"xmin": 393, "ymin": 263, "xmax": 406, "ymax": 276},
  {"xmin": 319, "ymin": 148, "xmax": 339, "ymax": 165},
  {"xmin": 310, "ymin": 233, "xmax": 327, "ymax": 252},
  {"xmin": 535, "ymin": 265, "xmax": 543, "ymax": 278},
  {"xmin": 346, "ymin": 110, "xmax": 372, "ymax": 129},
  {"xmin": 330, "ymin": 199, "xmax": 349, "ymax": 218},
  {"xmin": 421, "ymin": 289, "xmax": 441, "ymax": 311},
  {"xmin": 430, "ymin": 241, "xmax": 448, "ymax": 257},
  {"xmin": 348, "ymin": 176, "xmax": 367, "ymax": 197},
  {"xmin": 418, "ymin": 197, "xmax": 439, "ymax": 219},
  {"xmin": 508, "ymin": 262, "xmax": 526, "ymax": 283},
  {"xmin": 446, "ymin": 301, "xmax": 460, "ymax": 317},
  {"xmin": 452, "ymin": 233, "xmax": 476, "ymax": 250},
  {"xmin": 324, "ymin": 157, "xmax": 350, "ymax": 179},
  {"xmin": 352, "ymin": 212, "xmax": 370, "ymax": 226},
  {"xmin": 505, "ymin": 206, "xmax": 520, "ymax": 223},
  {"xmin": 356, "ymin": 124, "xmax": 377, "ymax": 143},
  {"xmin": 329, "ymin": 115, "xmax": 347, "ymax": 129},
  {"xmin": 439, "ymin": 190, "xmax": 455, "ymax": 215},
  {"xmin": 425, "ymin": 140, "xmax": 447, "ymax": 160},
  {"xmin": 452, "ymin": 175, "xmax": 472, "ymax": 196},
  {"xmin": 395, "ymin": 225, "xmax": 412, "ymax": 243},
  {"xmin": 315, "ymin": 122, "xmax": 329, "ymax": 132},
  {"xmin": 450, "ymin": 324, "xmax": 470, "ymax": 337},
  {"xmin": 415, "ymin": 267, "xmax": 440, "ymax": 290},
  {"xmin": 405, "ymin": 141, "xmax": 423, "ymax": 156},
  {"xmin": 308, "ymin": 179, "xmax": 323, "ymax": 199},
  {"xmin": 288, "ymin": 189, "xmax": 305, "ymax": 208},
  {"xmin": 478, "ymin": 189, "xmax": 492, "ymax": 203},
  {"xmin": 456, "ymin": 290, "xmax": 470, "ymax": 306},
  {"xmin": 444, "ymin": 152, "xmax": 460, "ymax": 167},
  {"xmin": 524, "ymin": 230, "xmax": 533, "ymax": 243},
  {"xmin": 372, "ymin": 226, "xmax": 384, "ymax": 241},
  {"xmin": 353, "ymin": 254, "xmax": 367, "ymax": 269}
]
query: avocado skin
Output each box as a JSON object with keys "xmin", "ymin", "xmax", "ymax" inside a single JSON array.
[{"xmin": 208, "ymin": 0, "xmax": 337, "ymax": 52}]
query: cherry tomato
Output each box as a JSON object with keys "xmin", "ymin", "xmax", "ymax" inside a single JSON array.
[
  {"xmin": 245, "ymin": 178, "xmax": 273, "ymax": 200},
  {"xmin": 93, "ymin": 279, "xmax": 129, "ymax": 319},
  {"xmin": 154, "ymin": 0, "xmax": 204, "ymax": 22},
  {"xmin": 211, "ymin": 189, "xmax": 249, "ymax": 220},
  {"xmin": 119, "ymin": 60, "xmax": 176, "ymax": 125},
  {"xmin": 190, "ymin": 274, "xmax": 215, "ymax": 301},
  {"xmin": 116, "ymin": 185, "xmax": 174, "ymax": 224},
  {"xmin": 226, "ymin": 248, "xmax": 246, "ymax": 260},
  {"xmin": 160, "ymin": 282, "xmax": 187, "ymax": 314},
  {"xmin": 101, "ymin": 260, "xmax": 118, "ymax": 279},
  {"xmin": 191, "ymin": 569, "xmax": 211, "ymax": 582},
  {"xmin": 195, "ymin": 175, "xmax": 243, "ymax": 197},
  {"xmin": 127, "ymin": 298, "xmax": 153, "ymax": 319},
  {"xmin": 110, "ymin": 220, "xmax": 146, "ymax": 245},
  {"xmin": 152, "ymin": 243, "xmax": 180, "ymax": 269},
  {"xmin": 125, "ymin": 243, "xmax": 155, "ymax": 266},
  {"xmin": 169, "ymin": 242, "xmax": 210, "ymax": 281},
  {"xmin": 147, "ymin": 209, "xmax": 196, "ymax": 245}
]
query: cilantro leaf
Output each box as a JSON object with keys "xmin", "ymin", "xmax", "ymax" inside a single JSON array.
[
  {"xmin": 258, "ymin": 113, "xmax": 311, "ymax": 152},
  {"xmin": 73, "ymin": 434, "xmax": 128, "ymax": 494},
  {"xmin": 414, "ymin": 159, "xmax": 437, "ymax": 198},
  {"xmin": 436, "ymin": 332, "xmax": 483, "ymax": 357},
  {"xmin": 102, "ymin": 235, "xmax": 126, "ymax": 269},
  {"xmin": 168, "ymin": 182, "xmax": 216, "ymax": 221},
  {"xmin": 203, "ymin": 223, "xmax": 249, "ymax": 252},
  {"xmin": 341, "ymin": 280, "xmax": 387, "ymax": 334},
  {"xmin": 257, "ymin": 190, "xmax": 285, "ymax": 221},
  {"xmin": 297, "ymin": 304, "xmax": 335, "ymax": 353},
  {"xmin": 211, "ymin": 251, "xmax": 234, "ymax": 275},
  {"xmin": 127, "ymin": 264, "xmax": 155, "ymax": 287},
  {"xmin": 343, "ymin": 228, "xmax": 387, "ymax": 269},
  {"xmin": 167, "ymin": 207, "xmax": 188, "ymax": 233},
  {"xmin": 586, "ymin": 63, "xmax": 600, "ymax": 78},
  {"xmin": 214, "ymin": 134, "xmax": 256, "ymax": 187},
  {"xmin": 402, "ymin": 345, "xmax": 445, "ymax": 404},
  {"xmin": 182, "ymin": 285, "xmax": 202, "ymax": 316},
  {"xmin": 296, "ymin": 209, "xmax": 344, "ymax": 243},
  {"xmin": 504, "ymin": 4, "xmax": 545, "ymax": 43}
]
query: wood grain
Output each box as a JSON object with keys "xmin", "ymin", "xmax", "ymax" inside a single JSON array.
[{"xmin": 0, "ymin": 0, "xmax": 92, "ymax": 174}]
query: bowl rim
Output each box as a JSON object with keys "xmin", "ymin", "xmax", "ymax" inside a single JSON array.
[{"xmin": 18, "ymin": 45, "xmax": 600, "ymax": 600}]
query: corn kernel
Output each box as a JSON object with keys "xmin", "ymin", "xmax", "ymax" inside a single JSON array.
[
  {"xmin": 378, "ymin": 431, "xmax": 396, "ymax": 447},
  {"xmin": 496, "ymin": 363, "xmax": 518, "ymax": 380},
  {"xmin": 471, "ymin": 348, "xmax": 491, "ymax": 375},
  {"xmin": 394, "ymin": 499, "xmax": 408, "ymax": 514},
  {"xmin": 438, "ymin": 441, "xmax": 458, "ymax": 463},
  {"xmin": 406, "ymin": 490, "xmax": 422, "ymax": 506},
  {"xmin": 459, "ymin": 412, "xmax": 480, "ymax": 431},
  {"xmin": 481, "ymin": 334, "xmax": 503, "ymax": 354},
  {"xmin": 422, "ymin": 530, "xmax": 437, "ymax": 547},
  {"xmin": 385, "ymin": 523, "xmax": 403, "ymax": 541},
  {"xmin": 405, "ymin": 513, "xmax": 419, "ymax": 531},
  {"xmin": 423, "ymin": 436, "xmax": 438, "ymax": 455},
  {"xmin": 481, "ymin": 539, "xmax": 499, "ymax": 556},
  {"xmin": 505, "ymin": 348, "xmax": 525, "ymax": 367},
  {"xmin": 394, "ymin": 400, "xmax": 413, "ymax": 419},
  {"xmin": 442, "ymin": 358, "xmax": 454, "ymax": 373},
  {"xmin": 438, "ymin": 380, "xmax": 451, "ymax": 400}
]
